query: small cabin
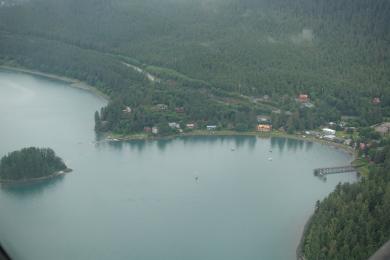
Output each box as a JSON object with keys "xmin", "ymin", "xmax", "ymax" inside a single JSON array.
[
  {"xmin": 298, "ymin": 94, "xmax": 309, "ymax": 103},
  {"xmin": 168, "ymin": 122, "xmax": 180, "ymax": 129},
  {"xmin": 257, "ymin": 115, "xmax": 271, "ymax": 123},
  {"xmin": 186, "ymin": 123, "xmax": 196, "ymax": 129},
  {"xmin": 372, "ymin": 97, "xmax": 381, "ymax": 105},
  {"xmin": 152, "ymin": 127, "xmax": 159, "ymax": 135},
  {"xmin": 155, "ymin": 104, "xmax": 168, "ymax": 111},
  {"xmin": 206, "ymin": 125, "xmax": 217, "ymax": 131},
  {"xmin": 175, "ymin": 107, "xmax": 185, "ymax": 113},
  {"xmin": 122, "ymin": 106, "xmax": 132, "ymax": 113},
  {"xmin": 143, "ymin": 127, "xmax": 152, "ymax": 133},
  {"xmin": 257, "ymin": 124, "xmax": 272, "ymax": 132}
]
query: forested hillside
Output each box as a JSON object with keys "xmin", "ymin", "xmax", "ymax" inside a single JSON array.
[
  {"xmin": 302, "ymin": 139, "xmax": 390, "ymax": 259},
  {"xmin": 1, "ymin": 0, "xmax": 390, "ymax": 258},
  {"xmin": 0, "ymin": 0, "xmax": 390, "ymax": 132},
  {"xmin": 2, "ymin": 0, "xmax": 389, "ymax": 99}
]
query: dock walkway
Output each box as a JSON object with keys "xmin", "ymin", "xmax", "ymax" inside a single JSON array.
[{"xmin": 314, "ymin": 166, "xmax": 356, "ymax": 176}]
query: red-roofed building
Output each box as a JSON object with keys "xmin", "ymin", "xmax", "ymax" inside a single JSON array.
[{"xmin": 298, "ymin": 94, "xmax": 309, "ymax": 103}]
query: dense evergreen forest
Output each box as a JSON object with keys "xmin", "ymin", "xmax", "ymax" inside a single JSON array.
[
  {"xmin": 0, "ymin": 0, "xmax": 389, "ymax": 133},
  {"xmin": 0, "ymin": 147, "xmax": 68, "ymax": 181},
  {"xmin": 302, "ymin": 138, "xmax": 390, "ymax": 259}
]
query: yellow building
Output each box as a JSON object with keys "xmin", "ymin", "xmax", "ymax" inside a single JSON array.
[{"xmin": 257, "ymin": 124, "xmax": 272, "ymax": 132}]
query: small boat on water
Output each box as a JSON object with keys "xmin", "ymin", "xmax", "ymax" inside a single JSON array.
[
  {"xmin": 268, "ymin": 157, "xmax": 273, "ymax": 161},
  {"xmin": 231, "ymin": 148, "xmax": 235, "ymax": 151}
]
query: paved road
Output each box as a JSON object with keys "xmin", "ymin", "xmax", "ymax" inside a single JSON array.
[{"xmin": 370, "ymin": 240, "xmax": 390, "ymax": 260}]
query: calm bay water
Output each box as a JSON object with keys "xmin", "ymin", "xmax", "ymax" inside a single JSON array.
[{"xmin": 0, "ymin": 69, "xmax": 357, "ymax": 260}]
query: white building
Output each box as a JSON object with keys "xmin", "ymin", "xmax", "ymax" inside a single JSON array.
[
  {"xmin": 152, "ymin": 127, "xmax": 159, "ymax": 135},
  {"xmin": 122, "ymin": 106, "xmax": 132, "ymax": 113},
  {"xmin": 168, "ymin": 122, "xmax": 180, "ymax": 129},
  {"xmin": 207, "ymin": 125, "xmax": 217, "ymax": 131},
  {"xmin": 322, "ymin": 128, "xmax": 336, "ymax": 135},
  {"xmin": 186, "ymin": 123, "xmax": 195, "ymax": 129}
]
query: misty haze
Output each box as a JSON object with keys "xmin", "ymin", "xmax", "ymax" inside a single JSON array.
[{"xmin": 0, "ymin": 0, "xmax": 389, "ymax": 259}]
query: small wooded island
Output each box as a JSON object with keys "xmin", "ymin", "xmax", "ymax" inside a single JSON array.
[{"xmin": 0, "ymin": 147, "xmax": 71, "ymax": 183}]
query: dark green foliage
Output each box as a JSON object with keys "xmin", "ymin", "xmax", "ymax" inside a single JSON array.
[
  {"xmin": 94, "ymin": 110, "xmax": 101, "ymax": 131},
  {"xmin": 302, "ymin": 142, "xmax": 390, "ymax": 259},
  {"xmin": 0, "ymin": 147, "xmax": 67, "ymax": 181},
  {"xmin": 0, "ymin": 0, "xmax": 389, "ymax": 256},
  {"xmin": 0, "ymin": 0, "xmax": 389, "ymax": 134}
]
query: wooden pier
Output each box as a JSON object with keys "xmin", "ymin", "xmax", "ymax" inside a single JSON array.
[{"xmin": 314, "ymin": 165, "xmax": 356, "ymax": 176}]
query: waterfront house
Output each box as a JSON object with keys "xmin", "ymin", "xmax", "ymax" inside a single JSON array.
[
  {"xmin": 186, "ymin": 123, "xmax": 196, "ymax": 129},
  {"xmin": 322, "ymin": 128, "xmax": 336, "ymax": 135},
  {"xmin": 152, "ymin": 127, "xmax": 159, "ymax": 135},
  {"xmin": 207, "ymin": 125, "xmax": 217, "ymax": 131},
  {"xmin": 257, "ymin": 124, "xmax": 272, "ymax": 132},
  {"xmin": 144, "ymin": 127, "xmax": 152, "ymax": 133},
  {"xmin": 323, "ymin": 135, "xmax": 336, "ymax": 141}
]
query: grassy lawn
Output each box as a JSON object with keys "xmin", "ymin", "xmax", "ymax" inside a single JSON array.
[
  {"xmin": 352, "ymin": 158, "xmax": 370, "ymax": 177},
  {"xmin": 335, "ymin": 130, "xmax": 358, "ymax": 139}
]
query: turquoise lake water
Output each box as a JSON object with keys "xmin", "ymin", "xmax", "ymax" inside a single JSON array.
[{"xmin": 0, "ymin": 69, "xmax": 357, "ymax": 260}]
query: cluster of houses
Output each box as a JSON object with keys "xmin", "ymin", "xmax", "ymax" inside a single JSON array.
[
  {"xmin": 144, "ymin": 122, "xmax": 274, "ymax": 134},
  {"xmin": 143, "ymin": 122, "xmax": 198, "ymax": 135},
  {"xmin": 123, "ymin": 101, "xmax": 383, "ymax": 142},
  {"xmin": 123, "ymin": 103, "xmax": 275, "ymax": 135},
  {"xmin": 304, "ymin": 128, "xmax": 350, "ymax": 145}
]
